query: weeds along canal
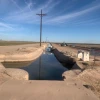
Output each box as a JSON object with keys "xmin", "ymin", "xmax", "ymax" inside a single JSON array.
[{"xmin": 2, "ymin": 45, "xmax": 68, "ymax": 80}]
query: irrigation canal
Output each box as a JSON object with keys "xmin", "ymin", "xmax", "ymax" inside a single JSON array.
[{"xmin": 3, "ymin": 45, "xmax": 68, "ymax": 80}]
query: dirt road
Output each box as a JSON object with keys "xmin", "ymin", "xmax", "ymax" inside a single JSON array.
[{"xmin": 0, "ymin": 80, "xmax": 99, "ymax": 100}]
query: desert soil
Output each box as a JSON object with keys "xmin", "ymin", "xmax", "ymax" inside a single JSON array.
[
  {"xmin": 0, "ymin": 80, "xmax": 99, "ymax": 100},
  {"xmin": 0, "ymin": 43, "xmax": 45, "ymax": 62},
  {"xmin": 0, "ymin": 43, "xmax": 100, "ymax": 100},
  {"xmin": 0, "ymin": 43, "xmax": 42, "ymax": 54},
  {"xmin": 53, "ymin": 43, "xmax": 100, "ymax": 61},
  {"xmin": 52, "ymin": 43, "xmax": 100, "ymax": 99}
]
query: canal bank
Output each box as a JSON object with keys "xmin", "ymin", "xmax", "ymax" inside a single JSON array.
[
  {"xmin": 52, "ymin": 44, "xmax": 100, "ymax": 99},
  {"xmin": 0, "ymin": 44, "xmax": 100, "ymax": 100},
  {"xmin": 0, "ymin": 44, "xmax": 46, "ymax": 62},
  {"xmin": 52, "ymin": 48, "xmax": 76, "ymax": 69},
  {"xmin": 22, "ymin": 49, "xmax": 67, "ymax": 80},
  {"xmin": 0, "ymin": 44, "xmax": 46, "ymax": 81},
  {"xmin": 0, "ymin": 44, "xmax": 67, "ymax": 81}
]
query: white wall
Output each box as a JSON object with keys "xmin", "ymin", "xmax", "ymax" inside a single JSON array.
[
  {"xmin": 77, "ymin": 52, "xmax": 83, "ymax": 59},
  {"xmin": 82, "ymin": 52, "xmax": 89, "ymax": 61}
]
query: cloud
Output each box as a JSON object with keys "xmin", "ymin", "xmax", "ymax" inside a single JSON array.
[
  {"xmin": 71, "ymin": 18, "xmax": 100, "ymax": 26},
  {"xmin": 46, "ymin": 4, "xmax": 100, "ymax": 23},
  {"xmin": 24, "ymin": 0, "xmax": 36, "ymax": 11},
  {"xmin": 1, "ymin": 0, "xmax": 100, "ymax": 26},
  {"xmin": 10, "ymin": 0, "xmax": 23, "ymax": 11},
  {"xmin": 3, "ymin": 0, "xmax": 60, "ymax": 24},
  {"xmin": 0, "ymin": 22, "xmax": 13, "ymax": 29}
]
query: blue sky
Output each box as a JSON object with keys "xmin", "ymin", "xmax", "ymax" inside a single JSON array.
[{"xmin": 0, "ymin": 0, "xmax": 100, "ymax": 43}]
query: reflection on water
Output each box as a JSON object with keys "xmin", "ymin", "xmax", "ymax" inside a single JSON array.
[
  {"xmin": 39, "ymin": 56, "xmax": 41, "ymax": 80},
  {"xmin": 2, "ymin": 45, "xmax": 68, "ymax": 80},
  {"xmin": 22, "ymin": 50, "xmax": 67, "ymax": 80}
]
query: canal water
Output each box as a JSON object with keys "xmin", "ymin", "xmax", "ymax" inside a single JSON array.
[{"xmin": 3, "ymin": 45, "xmax": 67, "ymax": 80}]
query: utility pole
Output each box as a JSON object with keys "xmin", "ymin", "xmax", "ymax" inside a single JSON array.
[{"xmin": 36, "ymin": 9, "xmax": 46, "ymax": 46}]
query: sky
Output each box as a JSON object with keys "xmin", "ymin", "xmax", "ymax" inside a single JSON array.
[{"xmin": 0, "ymin": 0, "xmax": 100, "ymax": 43}]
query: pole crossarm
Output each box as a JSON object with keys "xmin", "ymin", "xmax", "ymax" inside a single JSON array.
[{"xmin": 36, "ymin": 14, "xmax": 46, "ymax": 16}]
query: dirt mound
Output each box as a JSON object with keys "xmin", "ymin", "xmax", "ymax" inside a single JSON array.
[
  {"xmin": 62, "ymin": 69, "xmax": 81, "ymax": 80},
  {"xmin": 78, "ymin": 67, "xmax": 100, "ymax": 98},
  {"xmin": 6, "ymin": 68, "xmax": 29, "ymax": 80}
]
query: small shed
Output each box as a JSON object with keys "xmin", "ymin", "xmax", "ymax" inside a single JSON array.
[{"xmin": 77, "ymin": 50, "xmax": 90, "ymax": 61}]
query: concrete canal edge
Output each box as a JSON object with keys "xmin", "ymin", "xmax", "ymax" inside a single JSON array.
[
  {"xmin": 0, "ymin": 45, "xmax": 46, "ymax": 80},
  {"xmin": 0, "ymin": 45, "xmax": 84, "ymax": 81},
  {"xmin": 52, "ymin": 48, "xmax": 76, "ymax": 69},
  {"xmin": 52, "ymin": 48, "xmax": 84, "ymax": 80},
  {"xmin": 0, "ymin": 45, "xmax": 46, "ymax": 62}
]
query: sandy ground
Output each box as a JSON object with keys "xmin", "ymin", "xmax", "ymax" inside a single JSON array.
[
  {"xmin": 53, "ymin": 44, "xmax": 100, "ymax": 61},
  {"xmin": 0, "ymin": 43, "xmax": 46, "ymax": 84},
  {"xmin": 0, "ymin": 43, "xmax": 46, "ymax": 62},
  {"xmin": 53, "ymin": 44, "xmax": 100, "ymax": 67},
  {"xmin": 0, "ymin": 80, "xmax": 99, "ymax": 100},
  {"xmin": 0, "ymin": 43, "xmax": 42, "ymax": 54},
  {"xmin": 52, "ymin": 43, "xmax": 100, "ymax": 99},
  {"xmin": 53, "ymin": 44, "xmax": 77, "ymax": 57},
  {"xmin": 0, "ymin": 43, "xmax": 100, "ymax": 100},
  {"xmin": 78, "ymin": 67, "xmax": 100, "ymax": 98}
]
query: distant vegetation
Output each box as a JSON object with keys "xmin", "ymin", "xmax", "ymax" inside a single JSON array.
[{"xmin": 0, "ymin": 41, "xmax": 38, "ymax": 46}]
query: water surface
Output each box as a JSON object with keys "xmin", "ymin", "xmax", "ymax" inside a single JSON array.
[
  {"xmin": 22, "ymin": 51, "xmax": 67, "ymax": 80},
  {"xmin": 2, "ymin": 46, "xmax": 67, "ymax": 80}
]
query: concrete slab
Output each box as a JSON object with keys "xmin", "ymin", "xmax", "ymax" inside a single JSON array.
[{"xmin": 0, "ymin": 80, "xmax": 99, "ymax": 100}]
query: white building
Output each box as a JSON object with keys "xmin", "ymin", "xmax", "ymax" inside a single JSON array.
[{"xmin": 77, "ymin": 51, "xmax": 90, "ymax": 61}]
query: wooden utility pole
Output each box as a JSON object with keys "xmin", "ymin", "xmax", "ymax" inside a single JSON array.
[{"xmin": 36, "ymin": 9, "xmax": 46, "ymax": 46}]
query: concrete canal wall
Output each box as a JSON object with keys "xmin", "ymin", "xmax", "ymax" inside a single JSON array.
[
  {"xmin": 52, "ymin": 48, "xmax": 83, "ymax": 80},
  {"xmin": 0, "ymin": 62, "xmax": 29, "ymax": 81},
  {"xmin": 0, "ymin": 45, "xmax": 46, "ymax": 80},
  {"xmin": 0, "ymin": 45, "xmax": 46, "ymax": 62},
  {"xmin": 52, "ymin": 49, "xmax": 76, "ymax": 69}
]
